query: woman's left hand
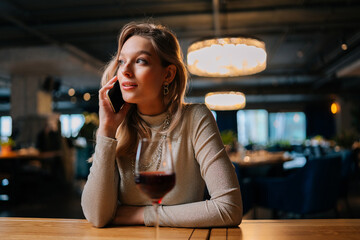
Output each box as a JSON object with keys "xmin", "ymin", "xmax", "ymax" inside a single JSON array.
[{"xmin": 111, "ymin": 205, "xmax": 145, "ymax": 225}]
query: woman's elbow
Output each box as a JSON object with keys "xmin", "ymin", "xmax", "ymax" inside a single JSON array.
[
  {"xmin": 229, "ymin": 206, "xmax": 243, "ymax": 226},
  {"xmin": 233, "ymin": 191, "xmax": 243, "ymax": 226},
  {"xmin": 81, "ymin": 200, "xmax": 112, "ymax": 228},
  {"xmin": 234, "ymin": 209, "xmax": 243, "ymax": 226},
  {"xmin": 226, "ymin": 197, "xmax": 243, "ymax": 226},
  {"xmin": 83, "ymin": 210, "xmax": 112, "ymax": 228},
  {"xmin": 88, "ymin": 217, "xmax": 108, "ymax": 228}
]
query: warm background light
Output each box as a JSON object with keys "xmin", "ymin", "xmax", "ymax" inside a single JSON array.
[
  {"xmin": 187, "ymin": 37, "xmax": 267, "ymax": 77},
  {"xmin": 68, "ymin": 88, "xmax": 75, "ymax": 96},
  {"xmin": 205, "ymin": 91, "xmax": 246, "ymax": 110},
  {"xmin": 83, "ymin": 93, "xmax": 91, "ymax": 101},
  {"xmin": 341, "ymin": 43, "xmax": 348, "ymax": 51},
  {"xmin": 331, "ymin": 102, "xmax": 340, "ymax": 114}
]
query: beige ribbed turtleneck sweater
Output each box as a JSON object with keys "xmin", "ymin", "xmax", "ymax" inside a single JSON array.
[{"xmin": 81, "ymin": 104, "xmax": 242, "ymax": 228}]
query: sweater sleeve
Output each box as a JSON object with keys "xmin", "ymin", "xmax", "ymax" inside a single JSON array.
[
  {"xmin": 144, "ymin": 104, "xmax": 243, "ymax": 227},
  {"xmin": 81, "ymin": 135, "xmax": 119, "ymax": 228}
]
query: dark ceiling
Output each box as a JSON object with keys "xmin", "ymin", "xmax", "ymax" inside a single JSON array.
[{"xmin": 0, "ymin": 0, "xmax": 359, "ymax": 112}]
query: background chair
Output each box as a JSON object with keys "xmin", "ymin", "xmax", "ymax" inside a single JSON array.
[
  {"xmin": 253, "ymin": 153, "xmax": 342, "ymax": 217},
  {"xmin": 338, "ymin": 150, "xmax": 356, "ymax": 216},
  {"xmin": 232, "ymin": 162, "xmax": 254, "ymax": 215}
]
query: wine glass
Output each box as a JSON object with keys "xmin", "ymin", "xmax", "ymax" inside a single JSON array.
[{"xmin": 135, "ymin": 136, "xmax": 175, "ymax": 240}]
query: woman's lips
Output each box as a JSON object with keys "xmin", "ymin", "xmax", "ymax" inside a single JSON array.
[{"xmin": 122, "ymin": 81, "xmax": 137, "ymax": 90}]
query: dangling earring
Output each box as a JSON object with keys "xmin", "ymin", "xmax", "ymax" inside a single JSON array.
[{"xmin": 163, "ymin": 82, "xmax": 169, "ymax": 96}]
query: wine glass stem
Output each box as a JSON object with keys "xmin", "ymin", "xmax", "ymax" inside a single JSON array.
[{"xmin": 153, "ymin": 202, "xmax": 159, "ymax": 240}]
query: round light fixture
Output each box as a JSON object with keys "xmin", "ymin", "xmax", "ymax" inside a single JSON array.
[
  {"xmin": 205, "ymin": 91, "xmax": 246, "ymax": 110},
  {"xmin": 187, "ymin": 37, "xmax": 266, "ymax": 77}
]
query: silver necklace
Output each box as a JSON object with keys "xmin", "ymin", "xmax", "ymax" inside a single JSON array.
[{"xmin": 133, "ymin": 114, "xmax": 171, "ymax": 174}]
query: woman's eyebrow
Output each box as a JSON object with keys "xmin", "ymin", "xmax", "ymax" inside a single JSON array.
[
  {"xmin": 138, "ymin": 50, "xmax": 152, "ymax": 56},
  {"xmin": 120, "ymin": 50, "xmax": 152, "ymax": 57}
]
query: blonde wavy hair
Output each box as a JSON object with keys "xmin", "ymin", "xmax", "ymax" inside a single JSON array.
[{"xmin": 100, "ymin": 22, "xmax": 188, "ymax": 157}]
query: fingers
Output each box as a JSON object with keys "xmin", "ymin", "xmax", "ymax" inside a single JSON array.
[
  {"xmin": 99, "ymin": 76, "xmax": 118, "ymax": 100},
  {"xmin": 108, "ymin": 75, "xmax": 118, "ymax": 85}
]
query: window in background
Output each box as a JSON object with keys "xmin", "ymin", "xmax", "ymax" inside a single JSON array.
[
  {"xmin": 60, "ymin": 114, "xmax": 85, "ymax": 138},
  {"xmin": 269, "ymin": 112, "xmax": 306, "ymax": 144},
  {"xmin": 0, "ymin": 116, "xmax": 12, "ymax": 138},
  {"xmin": 237, "ymin": 110, "xmax": 268, "ymax": 146}
]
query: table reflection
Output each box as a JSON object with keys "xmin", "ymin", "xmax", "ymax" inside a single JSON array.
[{"xmin": 229, "ymin": 150, "xmax": 292, "ymax": 167}]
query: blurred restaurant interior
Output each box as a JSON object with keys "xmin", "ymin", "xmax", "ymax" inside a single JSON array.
[{"xmin": 0, "ymin": 0, "xmax": 359, "ymax": 220}]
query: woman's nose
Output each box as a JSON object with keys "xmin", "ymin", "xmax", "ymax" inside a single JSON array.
[{"xmin": 120, "ymin": 63, "xmax": 133, "ymax": 78}]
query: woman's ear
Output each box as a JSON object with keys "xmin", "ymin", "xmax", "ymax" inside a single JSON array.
[{"xmin": 165, "ymin": 64, "xmax": 176, "ymax": 84}]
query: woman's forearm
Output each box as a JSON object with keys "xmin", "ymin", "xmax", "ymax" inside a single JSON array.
[
  {"xmin": 111, "ymin": 205, "xmax": 145, "ymax": 225},
  {"xmin": 143, "ymin": 189, "xmax": 242, "ymax": 228}
]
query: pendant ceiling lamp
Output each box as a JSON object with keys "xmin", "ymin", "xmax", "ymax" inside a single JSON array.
[
  {"xmin": 187, "ymin": 0, "xmax": 267, "ymax": 77},
  {"xmin": 205, "ymin": 91, "xmax": 246, "ymax": 111}
]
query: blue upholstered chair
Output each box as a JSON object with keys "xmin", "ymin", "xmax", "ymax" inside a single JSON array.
[
  {"xmin": 232, "ymin": 162, "xmax": 253, "ymax": 215},
  {"xmin": 253, "ymin": 153, "xmax": 342, "ymax": 216},
  {"xmin": 338, "ymin": 150, "xmax": 356, "ymax": 215}
]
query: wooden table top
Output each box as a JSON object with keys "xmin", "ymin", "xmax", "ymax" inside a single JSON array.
[
  {"xmin": 0, "ymin": 217, "xmax": 208, "ymax": 240},
  {"xmin": 1, "ymin": 218, "xmax": 359, "ymax": 240},
  {"xmin": 211, "ymin": 219, "xmax": 360, "ymax": 240}
]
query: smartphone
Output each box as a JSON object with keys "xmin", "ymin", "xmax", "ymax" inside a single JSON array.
[{"xmin": 106, "ymin": 78, "xmax": 125, "ymax": 113}]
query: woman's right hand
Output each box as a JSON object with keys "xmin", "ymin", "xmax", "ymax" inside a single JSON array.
[{"xmin": 97, "ymin": 76, "xmax": 130, "ymax": 139}]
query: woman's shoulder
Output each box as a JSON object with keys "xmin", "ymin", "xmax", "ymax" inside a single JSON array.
[
  {"xmin": 180, "ymin": 103, "xmax": 215, "ymax": 127},
  {"xmin": 183, "ymin": 103, "xmax": 212, "ymax": 116},
  {"xmin": 172, "ymin": 104, "xmax": 215, "ymax": 138}
]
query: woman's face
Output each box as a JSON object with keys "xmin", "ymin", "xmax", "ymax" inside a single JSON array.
[{"xmin": 117, "ymin": 35, "xmax": 168, "ymax": 115}]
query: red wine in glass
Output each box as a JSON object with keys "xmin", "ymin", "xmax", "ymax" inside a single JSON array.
[
  {"xmin": 135, "ymin": 171, "xmax": 175, "ymax": 204},
  {"xmin": 135, "ymin": 137, "xmax": 175, "ymax": 240}
]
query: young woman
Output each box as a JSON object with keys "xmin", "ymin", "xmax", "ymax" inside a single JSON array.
[{"xmin": 81, "ymin": 22, "xmax": 242, "ymax": 228}]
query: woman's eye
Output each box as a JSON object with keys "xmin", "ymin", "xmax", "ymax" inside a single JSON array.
[
  {"xmin": 136, "ymin": 58, "xmax": 147, "ymax": 64},
  {"xmin": 118, "ymin": 59, "xmax": 125, "ymax": 65}
]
